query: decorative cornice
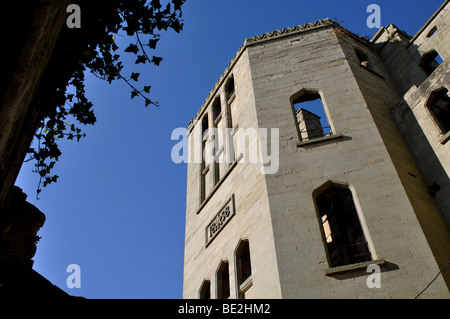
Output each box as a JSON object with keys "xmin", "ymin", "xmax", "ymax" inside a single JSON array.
[
  {"xmin": 188, "ymin": 18, "xmax": 336, "ymax": 131},
  {"xmin": 246, "ymin": 18, "xmax": 334, "ymax": 44}
]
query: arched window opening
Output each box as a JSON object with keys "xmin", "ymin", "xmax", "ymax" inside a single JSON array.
[
  {"xmin": 225, "ymin": 76, "xmax": 237, "ymax": 164},
  {"xmin": 315, "ymin": 184, "xmax": 372, "ymax": 268},
  {"xmin": 200, "ymin": 115, "xmax": 209, "ymax": 203},
  {"xmin": 236, "ymin": 239, "xmax": 252, "ymax": 299},
  {"xmin": 426, "ymin": 87, "xmax": 450, "ymax": 134},
  {"xmin": 212, "ymin": 98, "xmax": 221, "ymax": 184},
  {"xmin": 225, "ymin": 76, "xmax": 235, "ymax": 102},
  {"xmin": 420, "ymin": 50, "xmax": 443, "ymax": 77},
  {"xmin": 293, "ymin": 91, "xmax": 331, "ymax": 141},
  {"xmin": 217, "ymin": 261, "xmax": 230, "ymax": 299},
  {"xmin": 199, "ymin": 280, "xmax": 211, "ymax": 299},
  {"xmin": 213, "ymin": 98, "xmax": 222, "ymax": 123}
]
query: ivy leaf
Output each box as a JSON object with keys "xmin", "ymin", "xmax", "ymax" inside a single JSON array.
[
  {"xmin": 124, "ymin": 43, "xmax": 139, "ymax": 54},
  {"xmin": 152, "ymin": 56, "xmax": 163, "ymax": 66},
  {"xmin": 76, "ymin": 133, "xmax": 85, "ymax": 142},
  {"xmin": 131, "ymin": 90, "xmax": 140, "ymax": 99},
  {"xmin": 135, "ymin": 55, "xmax": 147, "ymax": 64},
  {"xmin": 28, "ymin": 0, "xmax": 186, "ymax": 198},
  {"xmin": 148, "ymin": 38, "xmax": 159, "ymax": 49},
  {"xmin": 130, "ymin": 72, "xmax": 140, "ymax": 82},
  {"xmin": 43, "ymin": 175, "xmax": 59, "ymax": 187}
]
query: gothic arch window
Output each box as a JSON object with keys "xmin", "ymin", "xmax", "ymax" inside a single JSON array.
[
  {"xmin": 235, "ymin": 239, "xmax": 252, "ymax": 299},
  {"xmin": 314, "ymin": 182, "xmax": 372, "ymax": 268},
  {"xmin": 420, "ymin": 49, "xmax": 443, "ymax": 77},
  {"xmin": 426, "ymin": 87, "xmax": 450, "ymax": 134},
  {"xmin": 212, "ymin": 97, "xmax": 222, "ymax": 184},
  {"xmin": 199, "ymin": 279, "xmax": 211, "ymax": 299},
  {"xmin": 213, "ymin": 97, "xmax": 222, "ymax": 122},
  {"xmin": 200, "ymin": 115, "xmax": 209, "ymax": 203},
  {"xmin": 225, "ymin": 75, "xmax": 235, "ymax": 103},
  {"xmin": 291, "ymin": 89, "xmax": 332, "ymax": 141},
  {"xmin": 225, "ymin": 75, "xmax": 237, "ymax": 163},
  {"xmin": 216, "ymin": 260, "xmax": 230, "ymax": 299}
]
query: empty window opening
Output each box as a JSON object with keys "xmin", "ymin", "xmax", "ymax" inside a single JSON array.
[
  {"xmin": 226, "ymin": 76, "xmax": 237, "ymax": 163},
  {"xmin": 225, "ymin": 76, "xmax": 235, "ymax": 102},
  {"xmin": 420, "ymin": 50, "xmax": 443, "ymax": 77},
  {"xmin": 236, "ymin": 240, "xmax": 252, "ymax": 299},
  {"xmin": 217, "ymin": 261, "xmax": 230, "ymax": 299},
  {"xmin": 293, "ymin": 92, "xmax": 331, "ymax": 141},
  {"xmin": 315, "ymin": 185, "xmax": 372, "ymax": 268},
  {"xmin": 202, "ymin": 115, "xmax": 209, "ymax": 138},
  {"xmin": 355, "ymin": 49, "xmax": 369, "ymax": 67},
  {"xmin": 212, "ymin": 98, "xmax": 221, "ymax": 184},
  {"xmin": 200, "ymin": 115, "xmax": 209, "ymax": 203},
  {"xmin": 427, "ymin": 88, "xmax": 450, "ymax": 134},
  {"xmin": 426, "ymin": 26, "xmax": 437, "ymax": 38},
  {"xmin": 213, "ymin": 98, "xmax": 222, "ymax": 123},
  {"xmin": 199, "ymin": 280, "xmax": 211, "ymax": 299}
]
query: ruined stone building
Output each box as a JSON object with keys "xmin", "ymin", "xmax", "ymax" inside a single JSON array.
[{"xmin": 183, "ymin": 1, "xmax": 450, "ymax": 298}]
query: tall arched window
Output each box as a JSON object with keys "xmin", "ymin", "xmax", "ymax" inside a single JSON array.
[
  {"xmin": 426, "ymin": 87, "xmax": 450, "ymax": 134},
  {"xmin": 235, "ymin": 239, "xmax": 252, "ymax": 299},
  {"xmin": 199, "ymin": 279, "xmax": 211, "ymax": 299},
  {"xmin": 216, "ymin": 260, "xmax": 230, "ymax": 299},
  {"xmin": 314, "ymin": 182, "xmax": 372, "ymax": 268},
  {"xmin": 212, "ymin": 97, "xmax": 222, "ymax": 184},
  {"xmin": 200, "ymin": 115, "xmax": 209, "ymax": 203},
  {"xmin": 225, "ymin": 76, "xmax": 235, "ymax": 102},
  {"xmin": 225, "ymin": 75, "xmax": 236, "ymax": 164},
  {"xmin": 291, "ymin": 90, "xmax": 331, "ymax": 141}
]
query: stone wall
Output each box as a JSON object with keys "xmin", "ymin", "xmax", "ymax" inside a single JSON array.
[
  {"xmin": 183, "ymin": 8, "xmax": 450, "ymax": 299},
  {"xmin": 184, "ymin": 49, "xmax": 282, "ymax": 299}
]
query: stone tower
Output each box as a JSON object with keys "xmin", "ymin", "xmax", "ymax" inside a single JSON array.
[{"xmin": 183, "ymin": 1, "xmax": 450, "ymax": 299}]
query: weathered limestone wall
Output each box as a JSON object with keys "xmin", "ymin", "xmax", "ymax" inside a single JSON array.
[
  {"xmin": 341, "ymin": 30, "xmax": 450, "ymax": 290},
  {"xmin": 183, "ymin": 49, "xmax": 282, "ymax": 299},
  {"xmin": 247, "ymin": 25, "xmax": 449, "ymax": 298},
  {"xmin": 184, "ymin": 6, "xmax": 450, "ymax": 299},
  {"xmin": 374, "ymin": 2, "xmax": 450, "ymax": 228}
]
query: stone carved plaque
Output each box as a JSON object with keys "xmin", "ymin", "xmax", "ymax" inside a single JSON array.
[{"xmin": 205, "ymin": 195, "xmax": 235, "ymax": 246}]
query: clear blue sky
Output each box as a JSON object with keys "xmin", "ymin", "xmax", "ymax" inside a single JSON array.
[{"xmin": 15, "ymin": 0, "xmax": 444, "ymax": 298}]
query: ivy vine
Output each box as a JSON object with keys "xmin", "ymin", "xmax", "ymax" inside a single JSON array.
[{"xmin": 25, "ymin": 0, "xmax": 185, "ymax": 198}]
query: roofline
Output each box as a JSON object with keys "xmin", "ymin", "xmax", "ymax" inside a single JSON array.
[
  {"xmin": 188, "ymin": 18, "xmax": 338, "ymax": 133},
  {"xmin": 408, "ymin": 0, "xmax": 449, "ymax": 46}
]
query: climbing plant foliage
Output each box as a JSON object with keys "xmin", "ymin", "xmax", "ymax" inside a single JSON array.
[{"xmin": 26, "ymin": 0, "xmax": 185, "ymax": 197}]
